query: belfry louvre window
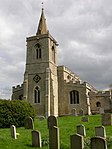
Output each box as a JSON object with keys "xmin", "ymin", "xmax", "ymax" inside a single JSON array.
[
  {"xmin": 36, "ymin": 48, "xmax": 41, "ymax": 59},
  {"xmin": 70, "ymin": 90, "xmax": 79, "ymax": 104},
  {"xmin": 34, "ymin": 87, "xmax": 40, "ymax": 103},
  {"xmin": 36, "ymin": 43, "xmax": 41, "ymax": 59},
  {"xmin": 52, "ymin": 46, "xmax": 55, "ymax": 63}
]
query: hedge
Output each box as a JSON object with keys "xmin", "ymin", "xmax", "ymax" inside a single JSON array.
[{"xmin": 0, "ymin": 100, "xmax": 35, "ymax": 128}]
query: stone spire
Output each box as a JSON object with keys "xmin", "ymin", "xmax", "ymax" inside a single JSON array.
[{"xmin": 36, "ymin": 8, "xmax": 48, "ymax": 35}]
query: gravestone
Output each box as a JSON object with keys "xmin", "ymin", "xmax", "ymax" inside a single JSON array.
[
  {"xmin": 47, "ymin": 116, "xmax": 57, "ymax": 129},
  {"xmin": 49, "ymin": 126, "xmax": 60, "ymax": 149},
  {"xmin": 99, "ymin": 108, "xmax": 104, "ymax": 114},
  {"xmin": 81, "ymin": 117, "xmax": 89, "ymax": 122},
  {"xmin": 77, "ymin": 125, "xmax": 86, "ymax": 137},
  {"xmin": 95, "ymin": 126, "xmax": 106, "ymax": 138},
  {"xmin": 10, "ymin": 125, "xmax": 17, "ymax": 139},
  {"xmin": 24, "ymin": 117, "xmax": 34, "ymax": 129},
  {"xmin": 31, "ymin": 130, "xmax": 42, "ymax": 147},
  {"xmin": 102, "ymin": 113, "xmax": 112, "ymax": 126},
  {"xmin": 70, "ymin": 134, "xmax": 84, "ymax": 149},
  {"xmin": 91, "ymin": 136, "xmax": 107, "ymax": 149},
  {"xmin": 79, "ymin": 109, "xmax": 84, "ymax": 116},
  {"xmin": 72, "ymin": 108, "xmax": 77, "ymax": 116}
]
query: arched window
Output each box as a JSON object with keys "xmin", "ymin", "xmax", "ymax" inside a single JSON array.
[
  {"xmin": 96, "ymin": 102, "xmax": 101, "ymax": 107},
  {"xmin": 70, "ymin": 90, "xmax": 79, "ymax": 104},
  {"xmin": 36, "ymin": 43, "xmax": 41, "ymax": 59},
  {"xmin": 34, "ymin": 86, "xmax": 40, "ymax": 103}
]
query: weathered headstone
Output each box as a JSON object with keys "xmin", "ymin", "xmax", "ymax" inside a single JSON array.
[
  {"xmin": 70, "ymin": 134, "xmax": 84, "ymax": 149},
  {"xmin": 72, "ymin": 108, "xmax": 77, "ymax": 116},
  {"xmin": 24, "ymin": 117, "xmax": 34, "ymax": 129},
  {"xmin": 102, "ymin": 113, "xmax": 112, "ymax": 126},
  {"xmin": 81, "ymin": 117, "xmax": 89, "ymax": 122},
  {"xmin": 76, "ymin": 125, "xmax": 86, "ymax": 137},
  {"xmin": 49, "ymin": 126, "xmax": 60, "ymax": 149},
  {"xmin": 79, "ymin": 109, "xmax": 84, "ymax": 116},
  {"xmin": 95, "ymin": 126, "xmax": 106, "ymax": 138},
  {"xmin": 10, "ymin": 125, "xmax": 17, "ymax": 139},
  {"xmin": 91, "ymin": 137, "xmax": 107, "ymax": 149},
  {"xmin": 31, "ymin": 130, "xmax": 42, "ymax": 147},
  {"xmin": 99, "ymin": 108, "xmax": 104, "ymax": 114},
  {"xmin": 47, "ymin": 116, "xmax": 57, "ymax": 129}
]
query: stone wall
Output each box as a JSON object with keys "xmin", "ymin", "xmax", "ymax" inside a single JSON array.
[
  {"xmin": 89, "ymin": 91, "xmax": 111, "ymax": 114},
  {"xmin": 58, "ymin": 66, "xmax": 92, "ymax": 116}
]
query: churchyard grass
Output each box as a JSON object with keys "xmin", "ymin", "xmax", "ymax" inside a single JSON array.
[{"xmin": 0, "ymin": 115, "xmax": 112, "ymax": 148}]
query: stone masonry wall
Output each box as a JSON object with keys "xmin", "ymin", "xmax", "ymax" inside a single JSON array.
[{"xmin": 90, "ymin": 91, "xmax": 111, "ymax": 114}]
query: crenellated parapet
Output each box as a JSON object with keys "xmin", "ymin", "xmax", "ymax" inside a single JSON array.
[
  {"xmin": 58, "ymin": 65, "xmax": 81, "ymax": 84},
  {"xmin": 82, "ymin": 82, "xmax": 97, "ymax": 92},
  {"xmin": 90, "ymin": 90, "xmax": 111, "ymax": 97},
  {"xmin": 63, "ymin": 76, "xmax": 98, "ymax": 95},
  {"xmin": 12, "ymin": 84, "xmax": 23, "ymax": 93},
  {"xmin": 58, "ymin": 65, "xmax": 80, "ymax": 77},
  {"xmin": 64, "ymin": 80, "xmax": 83, "ymax": 86}
]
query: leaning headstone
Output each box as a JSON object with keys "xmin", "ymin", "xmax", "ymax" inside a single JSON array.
[
  {"xmin": 70, "ymin": 134, "xmax": 84, "ymax": 149},
  {"xmin": 10, "ymin": 125, "xmax": 17, "ymax": 139},
  {"xmin": 91, "ymin": 136, "xmax": 107, "ymax": 149},
  {"xmin": 95, "ymin": 126, "xmax": 106, "ymax": 138},
  {"xmin": 81, "ymin": 117, "xmax": 89, "ymax": 122},
  {"xmin": 49, "ymin": 126, "xmax": 60, "ymax": 149},
  {"xmin": 102, "ymin": 113, "xmax": 112, "ymax": 126},
  {"xmin": 24, "ymin": 117, "xmax": 34, "ymax": 129},
  {"xmin": 72, "ymin": 108, "xmax": 77, "ymax": 116},
  {"xmin": 99, "ymin": 108, "xmax": 104, "ymax": 114},
  {"xmin": 79, "ymin": 109, "xmax": 84, "ymax": 116},
  {"xmin": 47, "ymin": 116, "xmax": 57, "ymax": 129},
  {"xmin": 77, "ymin": 125, "xmax": 86, "ymax": 137},
  {"xmin": 31, "ymin": 130, "xmax": 42, "ymax": 147}
]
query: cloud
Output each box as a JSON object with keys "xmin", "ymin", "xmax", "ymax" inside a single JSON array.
[{"xmin": 0, "ymin": 0, "xmax": 112, "ymax": 99}]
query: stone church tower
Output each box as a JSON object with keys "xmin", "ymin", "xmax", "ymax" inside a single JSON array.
[
  {"xmin": 12, "ymin": 8, "xmax": 58, "ymax": 117},
  {"xmin": 24, "ymin": 8, "xmax": 58, "ymax": 117}
]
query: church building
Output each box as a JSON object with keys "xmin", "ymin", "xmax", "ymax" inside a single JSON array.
[{"xmin": 12, "ymin": 8, "xmax": 112, "ymax": 117}]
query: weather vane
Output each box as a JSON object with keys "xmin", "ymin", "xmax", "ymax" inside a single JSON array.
[{"xmin": 41, "ymin": 2, "xmax": 44, "ymax": 9}]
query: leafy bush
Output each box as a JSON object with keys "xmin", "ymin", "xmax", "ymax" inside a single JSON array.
[{"xmin": 0, "ymin": 100, "xmax": 35, "ymax": 128}]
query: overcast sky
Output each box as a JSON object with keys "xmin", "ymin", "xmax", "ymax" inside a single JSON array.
[{"xmin": 0, "ymin": 0, "xmax": 112, "ymax": 99}]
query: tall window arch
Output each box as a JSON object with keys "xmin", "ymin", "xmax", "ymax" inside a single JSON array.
[
  {"xmin": 34, "ymin": 86, "xmax": 40, "ymax": 103},
  {"xmin": 70, "ymin": 90, "xmax": 79, "ymax": 104},
  {"xmin": 36, "ymin": 43, "xmax": 41, "ymax": 59}
]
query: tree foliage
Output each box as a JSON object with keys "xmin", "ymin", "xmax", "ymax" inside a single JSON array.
[{"xmin": 0, "ymin": 100, "xmax": 35, "ymax": 128}]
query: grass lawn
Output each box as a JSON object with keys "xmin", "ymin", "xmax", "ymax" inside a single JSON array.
[{"xmin": 0, "ymin": 115, "xmax": 112, "ymax": 148}]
